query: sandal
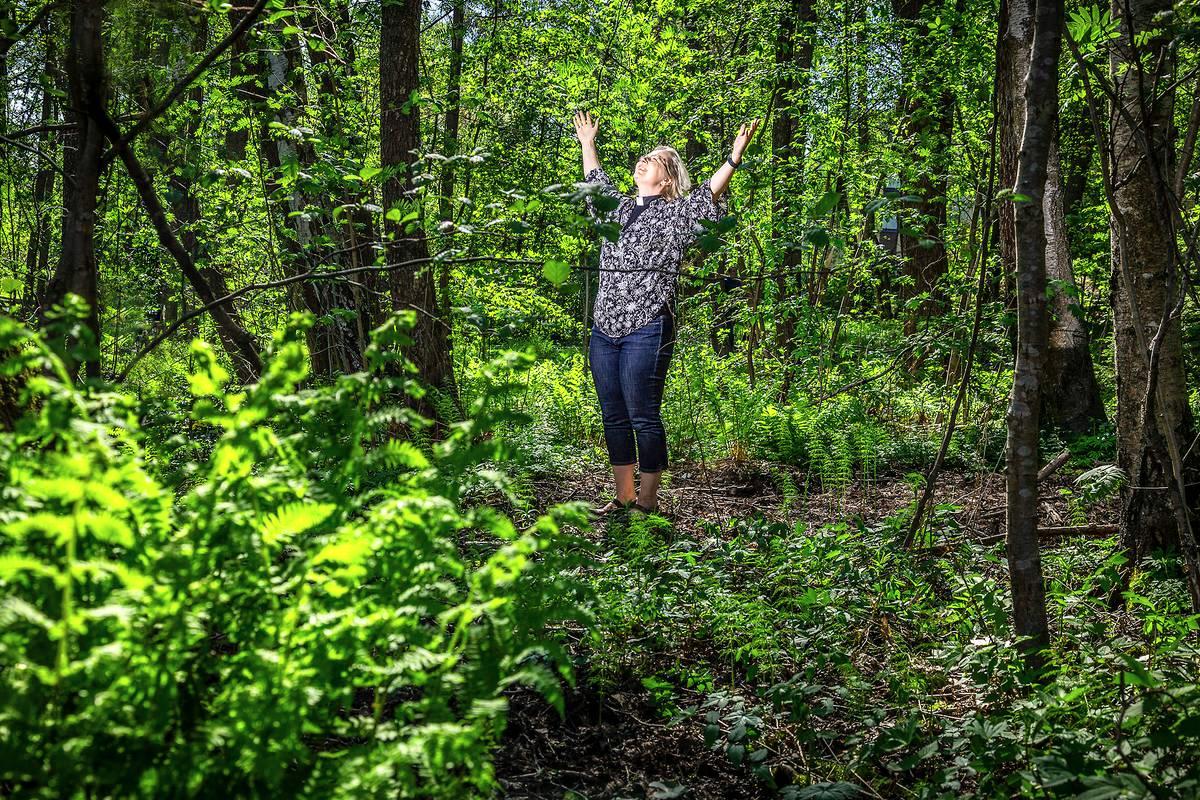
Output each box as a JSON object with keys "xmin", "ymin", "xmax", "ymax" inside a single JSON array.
[
  {"xmin": 630, "ymin": 502, "xmax": 659, "ymax": 516},
  {"xmin": 592, "ymin": 498, "xmax": 633, "ymax": 516}
]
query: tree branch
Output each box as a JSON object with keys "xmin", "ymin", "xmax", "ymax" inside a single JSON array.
[
  {"xmin": 115, "ymin": 255, "xmax": 542, "ymax": 382},
  {"xmin": 99, "ymin": 0, "xmax": 271, "ymax": 165}
]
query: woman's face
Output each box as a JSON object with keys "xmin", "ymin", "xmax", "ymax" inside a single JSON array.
[{"xmin": 634, "ymin": 152, "xmax": 671, "ymax": 195}]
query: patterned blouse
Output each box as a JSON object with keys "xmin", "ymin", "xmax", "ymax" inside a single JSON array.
[{"xmin": 582, "ymin": 166, "xmax": 729, "ymax": 338}]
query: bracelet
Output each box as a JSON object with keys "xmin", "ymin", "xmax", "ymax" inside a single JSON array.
[{"xmin": 726, "ymin": 155, "xmax": 742, "ymax": 170}]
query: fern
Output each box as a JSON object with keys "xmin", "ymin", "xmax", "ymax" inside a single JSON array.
[{"xmin": 0, "ymin": 310, "xmax": 596, "ymax": 798}]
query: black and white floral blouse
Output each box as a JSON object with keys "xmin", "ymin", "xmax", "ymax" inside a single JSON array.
[{"xmin": 582, "ymin": 166, "xmax": 729, "ymax": 338}]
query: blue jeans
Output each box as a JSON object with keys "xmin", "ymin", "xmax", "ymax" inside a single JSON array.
[{"xmin": 588, "ymin": 311, "xmax": 676, "ymax": 473}]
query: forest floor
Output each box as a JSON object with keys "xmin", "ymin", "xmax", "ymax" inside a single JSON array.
[{"xmin": 493, "ymin": 459, "xmax": 1121, "ymax": 800}]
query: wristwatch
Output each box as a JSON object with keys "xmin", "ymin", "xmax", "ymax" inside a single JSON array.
[{"xmin": 726, "ymin": 155, "xmax": 742, "ymax": 169}]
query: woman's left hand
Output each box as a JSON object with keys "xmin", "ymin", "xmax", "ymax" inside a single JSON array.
[{"xmin": 731, "ymin": 119, "xmax": 761, "ymax": 162}]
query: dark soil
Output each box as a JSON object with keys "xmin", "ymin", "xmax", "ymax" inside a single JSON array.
[{"xmin": 497, "ymin": 672, "xmax": 770, "ymax": 800}]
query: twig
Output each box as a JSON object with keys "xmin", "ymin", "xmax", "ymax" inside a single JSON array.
[{"xmin": 1036, "ymin": 449, "xmax": 1071, "ymax": 482}]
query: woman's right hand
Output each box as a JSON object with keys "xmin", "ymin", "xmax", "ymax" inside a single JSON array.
[{"xmin": 573, "ymin": 110, "xmax": 598, "ymax": 145}]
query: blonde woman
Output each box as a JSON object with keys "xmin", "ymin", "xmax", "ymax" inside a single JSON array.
[{"xmin": 572, "ymin": 111, "xmax": 760, "ymax": 515}]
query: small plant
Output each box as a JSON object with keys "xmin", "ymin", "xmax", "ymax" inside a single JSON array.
[{"xmin": 1062, "ymin": 463, "xmax": 1127, "ymax": 524}]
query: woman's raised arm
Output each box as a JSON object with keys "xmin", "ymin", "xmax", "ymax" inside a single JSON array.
[
  {"xmin": 574, "ymin": 110, "xmax": 623, "ymax": 221},
  {"xmin": 708, "ymin": 119, "xmax": 761, "ymax": 200},
  {"xmin": 573, "ymin": 110, "xmax": 602, "ymax": 175}
]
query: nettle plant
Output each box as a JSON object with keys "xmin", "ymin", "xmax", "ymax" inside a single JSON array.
[{"xmin": 0, "ymin": 310, "xmax": 595, "ymax": 798}]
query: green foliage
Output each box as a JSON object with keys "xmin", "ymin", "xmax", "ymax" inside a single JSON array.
[
  {"xmin": 582, "ymin": 505, "xmax": 1200, "ymax": 797},
  {"xmin": 0, "ymin": 313, "xmax": 596, "ymax": 798},
  {"xmin": 3, "ymin": 0, "xmax": 1192, "ymax": 795},
  {"xmin": 750, "ymin": 398, "xmax": 890, "ymax": 491}
]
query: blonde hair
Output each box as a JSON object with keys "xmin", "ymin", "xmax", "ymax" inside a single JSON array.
[{"xmin": 642, "ymin": 146, "xmax": 691, "ymax": 202}]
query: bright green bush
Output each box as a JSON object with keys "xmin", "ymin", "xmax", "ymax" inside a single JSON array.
[{"xmin": 0, "ymin": 311, "xmax": 595, "ymax": 798}]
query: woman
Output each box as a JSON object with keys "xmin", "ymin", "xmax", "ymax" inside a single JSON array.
[{"xmin": 572, "ymin": 110, "xmax": 760, "ymax": 515}]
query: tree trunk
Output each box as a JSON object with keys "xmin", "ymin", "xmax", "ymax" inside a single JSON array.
[
  {"xmin": 999, "ymin": 0, "xmax": 1104, "ymax": 435},
  {"xmin": 1005, "ymin": 0, "xmax": 1060, "ymax": 661},
  {"xmin": 770, "ymin": 0, "xmax": 815, "ymax": 385},
  {"xmin": 303, "ymin": 1, "xmax": 384, "ymax": 366},
  {"xmin": 21, "ymin": 22, "xmax": 56, "ymax": 322},
  {"xmin": 437, "ymin": 0, "xmax": 466, "ymax": 326},
  {"xmin": 150, "ymin": 19, "xmax": 210, "ymax": 339},
  {"xmin": 261, "ymin": 16, "xmax": 365, "ymax": 378},
  {"xmin": 1042, "ymin": 140, "xmax": 1105, "ymax": 433},
  {"xmin": 43, "ymin": 0, "xmax": 106, "ymax": 381},
  {"xmin": 893, "ymin": 0, "xmax": 953, "ymax": 336},
  {"xmin": 425, "ymin": 0, "xmax": 466, "ymax": 384},
  {"xmin": 381, "ymin": 0, "xmax": 456, "ymax": 408},
  {"xmin": 1108, "ymin": 0, "xmax": 1198, "ymax": 572},
  {"xmin": 224, "ymin": 2, "xmax": 260, "ymax": 162}
]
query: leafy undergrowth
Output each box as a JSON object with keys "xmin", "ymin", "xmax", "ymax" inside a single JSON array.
[
  {"xmin": 0, "ymin": 314, "xmax": 596, "ymax": 799},
  {"xmin": 4, "ymin": 310, "xmax": 1197, "ymax": 799},
  {"xmin": 494, "ymin": 461, "xmax": 1200, "ymax": 800}
]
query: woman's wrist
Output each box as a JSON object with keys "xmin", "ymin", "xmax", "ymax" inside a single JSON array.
[{"xmin": 727, "ymin": 154, "xmax": 742, "ymax": 169}]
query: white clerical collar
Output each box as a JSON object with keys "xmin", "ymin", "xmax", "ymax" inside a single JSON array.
[{"xmin": 636, "ymin": 193, "xmax": 662, "ymax": 206}]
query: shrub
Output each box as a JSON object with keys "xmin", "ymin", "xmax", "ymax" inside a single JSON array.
[{"xmin": 0, "ymin": 311, "xmax": 595, "ymax": 798}]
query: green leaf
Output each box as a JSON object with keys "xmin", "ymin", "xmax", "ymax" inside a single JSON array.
[
  {"xmin": 313, "ymin": 532, "xmax": 372, "ymax": 565},
  {"xmin": 542, "ymin": 259, "xmax": 570, "ymax": 286},
  {"xmin": 863, "ymin": 196, "xmax": 890, "ymax": 215},
  {"xmin": 812, "ymin": 190, "xmax": 841, "ymax": 217},
  {"xmin": 261, "ymin": 502, "xmax": 337, "ymax": 546},
  {"xmin": 0, "ymin": 556, "xmax": 60, "ymax": 582}
]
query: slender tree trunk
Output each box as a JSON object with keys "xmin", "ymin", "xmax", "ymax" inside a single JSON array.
[
  {"xmin": 225, "ymin": 2, "xmax": 260, "ymax": 162},
  {"xmin": 381, "ymin": 0, "xmax": 456, "ymax": 409},
  {"xmin": 1042, "ymin": 140, "xmax": 1105, "ymax": 433},
  {"xmin": 1005, "ymin": 0, "xmax": 1060, "ymax": 661},
  {"xmin": 303, "ymin": 0, "xmax": 383, "ymax": 353},
  {"xmin": 894, "ymin": 0, "xmax": 953, "ymax": 336},
  {"xmin": 999, "ymin": 0, "xmax": 1104, "ymax": 435},
  {"xmin": 770, "ymin": 0, "xmax": 815, "ymax": 389},
  {"xmin": 261, "ymin": 16, "xmax": 364, "ymax": 377},
  {"xmin": 437, "ymin": 0, "xmax": 466, "ymax": 325},
  {"xmin": 21, "ymin": 24, "xmax": 56, "ymax": 322},
  {"xmin": 997, "ymin": 0, "xmax": 1024, "ymax": 316},
  {"xmin": 44, "ymin": 0, "xmax": 106, "ymax": 381},
  {"xmin": 307, "ymin": 0, "xmax": 382, "ymax": 362},
  {"xmin": 1109, "ymin": 0, "xmax": 1198, "ymax": 571},
  {"xmin": 153, "ymin": 20, "xmax": 210, "ymax": 338},
  {"xmin": 428, "ymin": 0, "xmax": 466, "ymax": 380}
]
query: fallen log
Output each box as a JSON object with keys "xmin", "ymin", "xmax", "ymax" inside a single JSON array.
[{"xmin": 1037, "ymin": 449, "xmax": 1072, "ymax": 482}]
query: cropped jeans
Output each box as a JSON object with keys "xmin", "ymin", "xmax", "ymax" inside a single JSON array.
[{"xmin": 588, "ymin": 310, "xmax": 676, "ymax": 473}]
